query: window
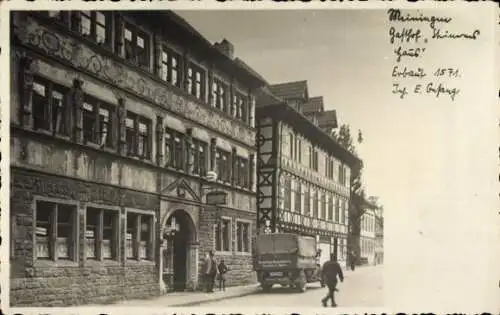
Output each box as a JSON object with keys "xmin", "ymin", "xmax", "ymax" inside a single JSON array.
[
  {"xmin": 311, "ymin": 150, "xmax": 319, "ymax": 171},
  {"xmin": 82, "ymin": 98, "xmax": 115, "ymax": 148},
  {"xmin": 339, "ymin": 164, "xmax": 346, "ymax": 185},
  {"xmin": 312, "ymin": 189, "xmax": 319, "ymax": 218},
  {"xmin": 235, "ymin": 156, "xmax": 249, "ymax": 187},
  {"xmin": 164, "ymin": 129, "xmax": 184, "ymax": 169},
  {"xmin": 126, "ymin": 212, "xmax": 154, "ymax": 260},
  {"xmin": 236, "ymin": 221, "xmax": 250, "ymax": 252},
  {"xmin": 232, "ymin": 91, "xmax": 247, "ymax": 123},
  {"xmin": 341, "ymin": 200, "xmax": 347, "ymax": 224},
  {"xmin": 187, "ymin": 64, "xmax": 205, "ymax": 100},
  {"xmin": 35, "ymin": 200, "xmax": 76, "ymax": 261},
  {"xmin": 32, "ymin": 77, "xmax": 70, "ymax": 135},
  {"xmin": 211, "ymin": 78, "xmax": 228, "ymax": 112},
  {"xmin": 191, "ymin": 138, "xmax": 208, "ymax": 176},
  {"xmin": 334, "ymin": 197, "xmax": 340, "ymax": 222},
  {"xmin": 321, "ymin": 193, "xmax": 327, "ymax": 219},
  {"xmin": 215, "ymin": 218, "xmax": 231, "ymax": 252},
  {"xmin": 328, "ymin": 194, "xmax": 334, "ymax": 221},
  {"xmin": 124, "ymin": 23, "xmax": 150, "ymax": 68},
  {"xmin": 297, "ymin": 138, "xmax": 302, "ymax": 163},
  {"xmin": 308, "ymin": 146, "xmax": 313, "ymax": 169},
  {"xmin": 303, "ymin": 186, "xmax": 310, "ymax": 216},
  {"xmin": 126, "ymin": 112, "xmax": 151, "ymax": 159},
  {"xmin": 216, "ymin": 149, "xmax": 231, "ymax": 183},
  {"xmin": 161, "ymin": 48, "xmax": 180, "ymax": 87},
  {"xmin": 289, "ymin": 133, "xmax": 294, "ymax": 159},
  {"xmin": 85, "ymin": 207, "xmax": 119, "ymax": 260},
  {"xmin": 76, "ymin": 11, "xmax": 110, "ymax": 46},
  {"xmin": 283, "ymin": 176, "xmax": 292, "ymax": 211},
  {"xmin": 293, "ymin": 181, "xmax": 301, "ymax": 213}
]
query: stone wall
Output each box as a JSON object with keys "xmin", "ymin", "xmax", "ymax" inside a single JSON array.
[
  {"xmin": 10, "ymin": 169, "xmax": 160, "ymax": 307},
  {"xmin": 198, "ymin": 205, "xmax": 257, "ymax": 289}
]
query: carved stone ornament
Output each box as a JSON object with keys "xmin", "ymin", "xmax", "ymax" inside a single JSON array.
[{"xmin": 15, "ymin": 17, "xmax": 255, "ymax": 146}]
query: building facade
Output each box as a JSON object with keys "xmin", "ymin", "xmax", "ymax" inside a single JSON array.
[
  {"xmin": 10, "ymin": 10, "xmax": 266, "ymax": 306},
  {"xmin": 255, "ymin": 81, "xmax": 360, "ymax": 268},
  {"xmin": 360, "ymin": 208, "xmax": 376, "ymax": 265}
]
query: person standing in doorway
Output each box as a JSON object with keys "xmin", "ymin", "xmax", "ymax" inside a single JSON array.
[
  {"xmin": 321, "ymin": 253, "xmax": 344, "ymax": 307},
  {"xmin": 217, "ymin": 259, "xmax": 229, "ymax": 291}
]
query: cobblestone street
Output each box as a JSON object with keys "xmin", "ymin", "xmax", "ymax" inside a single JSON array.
[{"xmin": 199, "ymin": 265, "xmax": 383, "ymax": 307}]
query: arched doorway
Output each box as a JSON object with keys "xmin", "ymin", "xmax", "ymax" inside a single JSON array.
[{"xmin": 163, "ymin": 210, "xmax": 196, "ymax": 292}]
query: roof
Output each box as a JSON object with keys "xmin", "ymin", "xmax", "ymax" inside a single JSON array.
[
  {"xmin": 129, "ymin": 11, "xmax": 267, "ymax": 89},
  {"xmin": 268, "ymin": 80, "xmax": 308, "ymax": 100},
  {"xmin": 318, "ymin": 110, "xmax": 338, "ymax": 128},
  {"xmin": 302, "ymin": 96, "xmax": 324, "ymax": 114},
  {"xmin": 256, "ymin": 102, "xmax": 361, "ymax": 169},
  {"xmin": 255, "ymin": 87, "xmax": 284, "ymax": 107}
]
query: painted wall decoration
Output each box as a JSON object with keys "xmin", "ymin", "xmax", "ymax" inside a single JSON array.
[{"xmin": 14, "ymin": 17, "xmax": 255, "ymax": 146}]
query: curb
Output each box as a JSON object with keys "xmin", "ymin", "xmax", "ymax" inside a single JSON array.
[{"xmin": 168, "ymin": 287, "xmax": 261, "ymax": 307}]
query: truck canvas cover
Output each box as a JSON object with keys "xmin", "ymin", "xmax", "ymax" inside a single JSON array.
[{"xmin": 254, "ymin": 233, "xmax": 317, "ymax": 269}]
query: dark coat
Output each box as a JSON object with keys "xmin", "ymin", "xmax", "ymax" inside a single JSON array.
[{"xmin": 321, "ymin": 260, "xmax": 344, "ymax": 284}]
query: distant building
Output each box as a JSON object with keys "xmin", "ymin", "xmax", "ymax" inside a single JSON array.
[
  {"xmin": 360, "ymin": 207, "xmax": 376, "ymax": 265},
  {"xmin": 255, "ymin": 81, "xmax": 361, "ymax": 268},
  {"xmin": 10, "ymin": 10, "xmax": 266, "ymax": 306},
  {"xmin": 374, "ymin": 208, "xmax": 384, "ymax": 265}
]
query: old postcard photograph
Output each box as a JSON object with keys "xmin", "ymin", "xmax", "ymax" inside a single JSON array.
[{"xmin": 2, "ymin": 1, "xmax": 499, "ymax": 314}]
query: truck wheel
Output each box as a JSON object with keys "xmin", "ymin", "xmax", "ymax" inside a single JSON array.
[
  {"xmin": 296, "ymin": 271, "xmax": 307, "ymax": 293},
  {"xmin": 261, "ymin": 283, "xmax": 272, "ymax": 292}
]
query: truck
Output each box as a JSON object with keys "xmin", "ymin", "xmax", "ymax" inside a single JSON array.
[{"xmin": 252, "ymin": 233, "xmax": 324, "ymax": 293}]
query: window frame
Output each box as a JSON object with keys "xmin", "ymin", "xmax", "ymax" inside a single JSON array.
[
  {"xmin": 293, "ymin": 181, "xmax": 301, "ymax": 213},
  {"xmin": 211, "ymin": 77, "xmax": 228, "ymax": 112},
  {"xmin": 164, "ymin": 128, "xmax": 184, "ymax": 170},
  {"xmin": 191, "ymin": 138, "xmax": 208, "ymax": 176},
  {"xmin": 31, "ymin": 76, "xmax": 71, "ymax": 137},
  {"xmin": 187, "ymin": 62, "xmax": 206, "ymax": 100},
  {"xmin": 235, "ymin": 155, "xmax": 249, "ymax": 188},
  {"xmin": 283, "ymin": 176, "xmax": 292, "ymax": 211},
  {"xmin": 125, "ymin": 208, "xmax": 155, "ymax": 262},
  {"xmin": 123, "ymin": 21, "xmax": 151, "ymax": 69},
  {"xmin": 75, "ymin": 11, "xmax": 112, "ymax": 47},
  {"xmin": 84, "ymin": 204, "xmax": 121, "ymax": 262},
  {"xmin": 82, "ymin": 95, "xmax": 115, "ymax": 149},
  {"xmin": 235, "ymin": 219, "xmax": 252, "ymax": 254},
  {"xmin": 216, "ymin": 148, "xmax": 231, "ymax": 183},
  {"xmin": 303, "ymin": 185, "xmax": 310, "ymax": 216},
  {"xmin": 33, "ymin": 197, "xmax": 79, "ymax": 263},
  {"xmin": 232, "ymin": 90, "xmax": 248, "ymax": 123},
  {"xmin": 161, "ymin": 46, "xmax": 181, "ymax": 88},
  {"xmin": 214, "ymin": 216, "xmax": 232, "ymax": 253},
  {"xmin": 125, "ymin": 111, "xmax": 152, "ymax": 160}
]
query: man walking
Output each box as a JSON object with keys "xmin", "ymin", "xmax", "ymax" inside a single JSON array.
[{"xmin": 321, "ymin": 253, "xmax": 344, "ymax": 307}]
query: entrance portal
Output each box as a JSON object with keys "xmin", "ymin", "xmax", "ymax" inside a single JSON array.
[{"xmin": 163, "ymin": 210, "xmax": 196, "ymax": 292}]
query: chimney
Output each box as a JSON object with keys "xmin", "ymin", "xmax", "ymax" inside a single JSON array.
[{"xmin": 214, "ymin": 38, "xmax": 234, "ymax": 59}]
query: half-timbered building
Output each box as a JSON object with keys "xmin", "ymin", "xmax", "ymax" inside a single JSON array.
[
  {"xmin": 255, "ymin": 81, "xmax": 361, "ymax": 267},
  {"xmin": 10, "ymin": 10, "xmax": 265, "ymax": 306}
]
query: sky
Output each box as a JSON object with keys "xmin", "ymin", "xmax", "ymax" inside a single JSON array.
[{"xmin": 176, "ymin": 8, "xmax": 498, "ymax": 309}]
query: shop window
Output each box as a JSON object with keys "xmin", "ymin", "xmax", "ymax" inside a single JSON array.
[
  {"xmin": 236, "ymin": 221, "xmax": 250, "ymax": 253},
  {"xmin": 85, "ymin": 207, "xmax": 119, "ymax": 260},
  {"xmin": 32, "ymin": 77, "xmax": 70, "ymax": 136},
  {"xmin": 126, "ymin": 212, "xmax": 154, "ymax": 261},
  {"xmin": 35, "ymin": 200, "xmax": 77, "ymax": 261},
  {"xmin": 215, "ymin": 218, "xmax": 231, "ymax": 252}
]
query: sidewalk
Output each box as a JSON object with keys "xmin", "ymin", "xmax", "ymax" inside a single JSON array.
[{"xmin": 116, "ymin": 284, "xmax": 261, "ymax": 307}]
